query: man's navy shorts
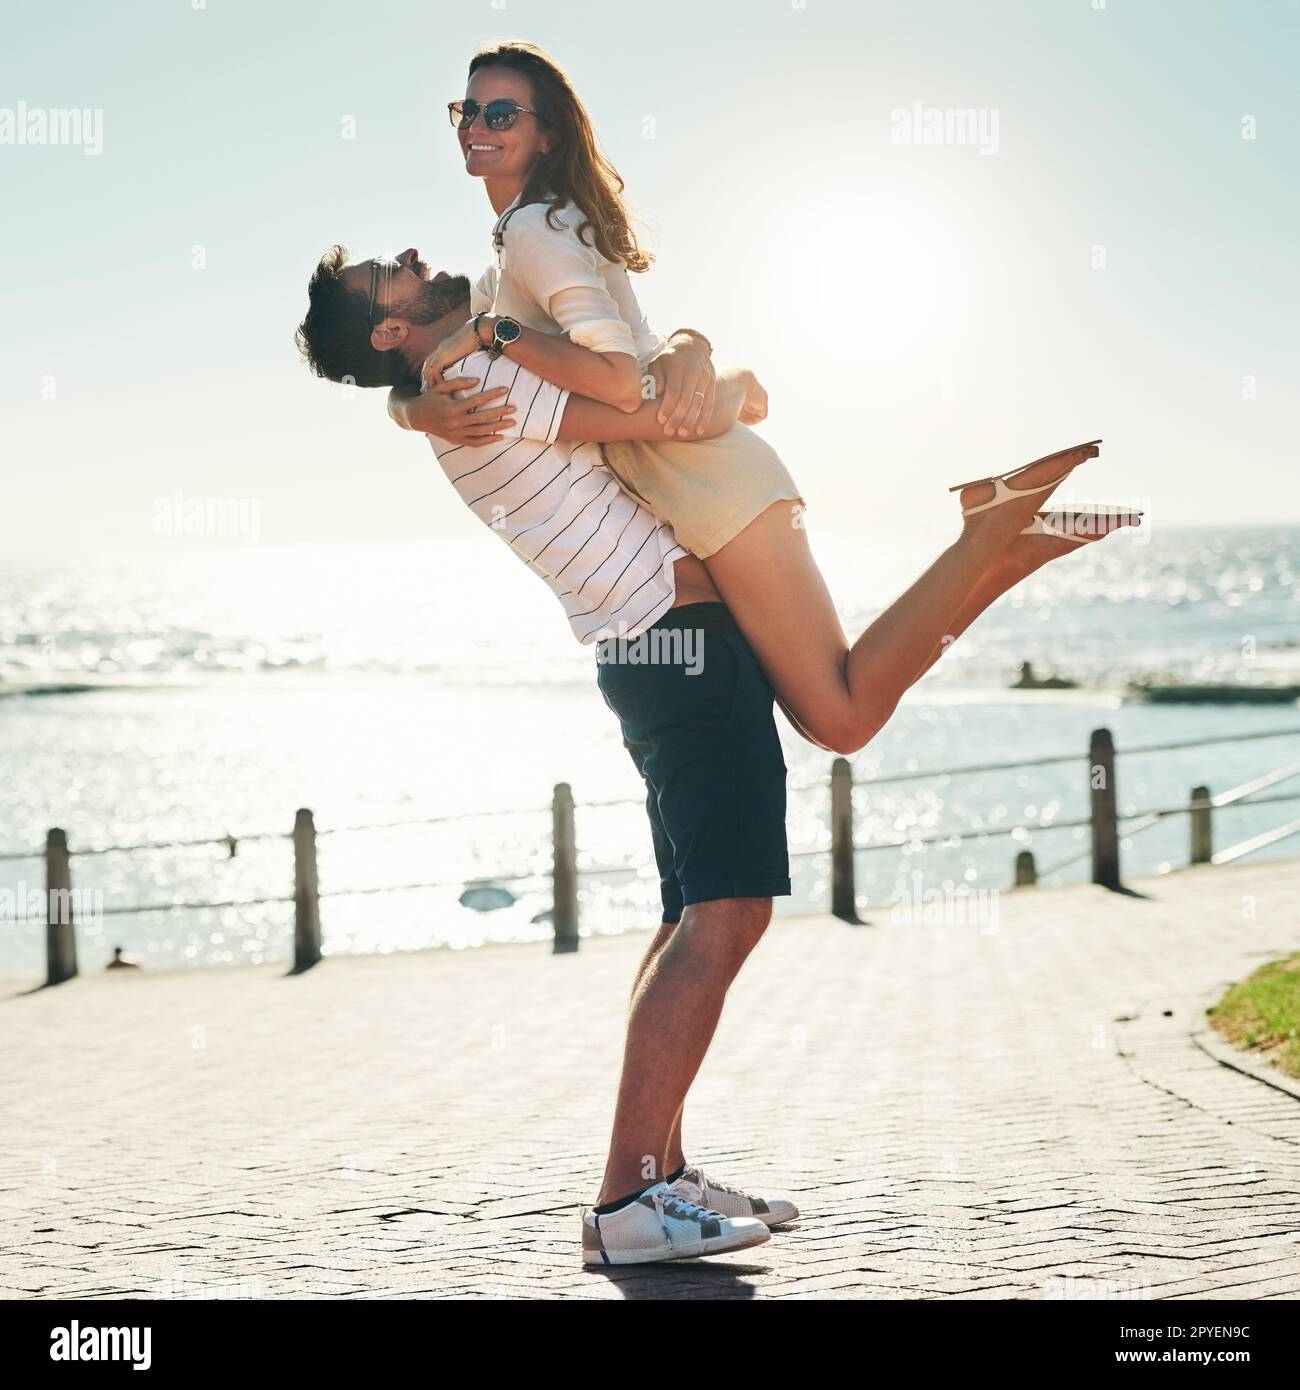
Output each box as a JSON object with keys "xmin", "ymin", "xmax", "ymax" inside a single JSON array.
[{"xmin": 594, "ymin": 602, "xmax": 791, "ymax": 925}]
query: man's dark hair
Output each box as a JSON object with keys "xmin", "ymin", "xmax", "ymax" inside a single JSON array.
[{"xmin": 295, "ymin": 245, "xmax": 409, "ymax": 389}]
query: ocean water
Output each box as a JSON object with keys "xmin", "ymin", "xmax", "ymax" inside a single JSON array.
[{"xmin": 1, "ymin": 525, "xmax": 1297, "ymax": 976}]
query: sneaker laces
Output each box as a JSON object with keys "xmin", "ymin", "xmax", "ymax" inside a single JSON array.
[
  {"xmin": 696, "ymin": 1168, "xmax": 758, "ymax": 1203},
  {"xmin": 653, "ymin": 1188, "xmax": 724, "ymax": 1228}
]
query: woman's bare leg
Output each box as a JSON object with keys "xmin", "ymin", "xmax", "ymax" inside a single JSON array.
[
  {"xmin": 773, "ymin": 547, "xmax": 1056, "ymax": 751},
  {"xmin": 702, "ymin": 447, "xmax": 1097, "ymax": 754},
  {"xmin": 908, "ymin": 513, "xmax": 1141, "ymax": 683},
  {"xmin": 704, "ymin": 512, "xmax": 984, "ymax": 754}
]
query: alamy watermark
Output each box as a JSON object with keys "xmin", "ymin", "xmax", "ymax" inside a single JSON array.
[
  {"xmin": 593, "ymin": 623, "xmax": 704, "ymax": 675},
  {"xmin": 49, "ymin": 1322, "xmax": 150, "ymax": 1370},
  {"xmin": 889, "ymin": 872, "xmax": 1000, "ymax": 934},
  {"xmin": 155, "ymin": 1274, "xmax": 265, "ymax": 1299},
  {"xmin": 152, "ymin": 491, "xmax": 261, "ymax": 542},
  {"xmin": 890, "ymin": 102, "xmax": 999, "ymax": 156},
  {"xmin": 0, "ymin": 881, "xmax": 103, "ymax": 929},
  {"xmin": 1043, "ymin": 1274, "xmax": 1153, "ymax": 1300},
  {"xmin": 1047, "ymin": 495, "xmax": 1152, "ymax": 546},
  {"xmin": 0, "ymin": 101, "xmax": 103, "ymax": 156}
]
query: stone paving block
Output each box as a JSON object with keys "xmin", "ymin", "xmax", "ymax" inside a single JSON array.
[{"xmin": 3, "ymin": 860, "xmax": 1300, "ymax": 1299}]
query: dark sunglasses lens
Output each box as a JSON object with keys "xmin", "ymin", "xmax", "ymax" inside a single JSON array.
[
  {"xmin": 484, "ymin": 100, "xmax": 520, "ymax": 131},
  {"xmin": 450, "ymin": 100, "xmax": 477, "ymax": 129}
]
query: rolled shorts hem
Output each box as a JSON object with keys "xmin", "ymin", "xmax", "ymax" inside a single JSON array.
[{"xmin": 681, "ymin": 877, "xmax": 792, "ymax": 907}]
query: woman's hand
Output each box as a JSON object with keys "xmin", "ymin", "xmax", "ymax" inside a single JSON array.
[
  {"xmin": 650, "ymin": 332, "xmax": 717, "ymax": 437},
  {"xmin": 419, "ymin": 319, "xmax": 487, "ymax": 392},
  {"xmin": 387, "ymin": 379, "xmax": 516, "ymax": 445}
]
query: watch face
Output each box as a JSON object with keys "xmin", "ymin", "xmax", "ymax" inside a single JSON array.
[{"xmin": 495, "ymin": 318, "xmax": 522, "ymax": 343}]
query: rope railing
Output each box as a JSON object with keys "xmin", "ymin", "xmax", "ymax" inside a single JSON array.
[
  {"xmin": 1215, "ymin": 818, "xmax": 1300, "ymax": 866},
  {"xmin": 6, "ymin": 724, "xmax": 1297, "ymax": 866},
  {"xmin": 98, "ymin": 787, "xmax": 1300, "ymax": 921},
  {"xmin": 844, "ymin": 726, "xmax": 1300, "ymax": 790},
  {"xmin": 1036, "ymin": 785, "xmax": 1300, "ymax": 880},
  {"xmin": 15, "ymin": 723, "xmax": 1300, "ymax": 981}
]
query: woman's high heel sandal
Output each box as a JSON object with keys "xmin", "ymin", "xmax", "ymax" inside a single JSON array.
[{"xmin": 949, "ymin": 440, "xmax": 1103, "ymax": 518}]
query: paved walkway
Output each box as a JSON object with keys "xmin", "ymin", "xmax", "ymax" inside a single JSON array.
[{"xmin": 3, "ymin": 861, "xmax": 1299, "ymax": 1300}]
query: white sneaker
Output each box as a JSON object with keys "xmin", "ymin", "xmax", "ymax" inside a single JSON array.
[
  {"xmin": 668, "ymin": 1164, "xmax": 800, "ymax": 1227},
  {"xmin": 581, "ymin": 1180, "xmax": 770, "ymax": 1265}
]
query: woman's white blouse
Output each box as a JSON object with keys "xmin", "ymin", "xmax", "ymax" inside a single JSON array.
[{"xmin": 471, "ymin": 199, "xmax": 664, "ymax": 366}]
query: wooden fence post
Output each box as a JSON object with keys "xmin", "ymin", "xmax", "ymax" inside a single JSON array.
[
  {"xmin": 830, "ymin": 757, "xmax": 860, "ymax": 923},
  {"xmin": 1014, "ymin": 850, "xmax": 1038, "ymax": 886},
  {"xmin": 552, "ymin": 783, "xmax": 579, "ymax": 953},
  {"xmin": 44, "ymin": 827, "xmax": 77, "ymax": 986},
  {"xmin": 1190, "ymin": 785, "xmax": 1213, "ymax": 865},
  {"xmin": 293, "ymin": 808, "xmax": 321, "ymax": 972},
  {"xmin": 1089, "ymin": 727, "xmax": 1121, "ymax": 890}
]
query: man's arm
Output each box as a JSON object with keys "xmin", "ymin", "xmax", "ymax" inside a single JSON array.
[
  {"xmin": 392, "ymin": 317, "xmax": 719, "ymax": 444},
  {"xmin": 393, "ymin": 339, "xmax": 758, "ymax": 455},
  {"xmin": 389, "ymin": 319, "xmax": 635, "ymax": 441}
]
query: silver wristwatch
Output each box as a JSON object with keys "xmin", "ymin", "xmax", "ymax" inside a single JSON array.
[{"xmin": 487, "ymin": 315, "xmax": 522, "ymax": 360}]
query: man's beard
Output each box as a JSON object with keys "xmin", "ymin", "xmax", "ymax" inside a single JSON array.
[{"xmin": 401, "ymin": 273, "xmax": 472, "ymax": 324}]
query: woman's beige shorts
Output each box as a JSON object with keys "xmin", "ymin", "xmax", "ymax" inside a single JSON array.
[{"xmin": 602, "ymin": 423, "xmax": 804, "ymax": 559}]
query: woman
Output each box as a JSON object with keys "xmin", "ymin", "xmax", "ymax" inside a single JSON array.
[{"xmin": 396, "ymin": 40, "xmax": 1126, "ymax": 755}]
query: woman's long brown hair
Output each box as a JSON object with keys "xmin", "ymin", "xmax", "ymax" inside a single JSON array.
[{"xmin": 468, "ymin": 40, "xmax": 653, "ymax": 273}]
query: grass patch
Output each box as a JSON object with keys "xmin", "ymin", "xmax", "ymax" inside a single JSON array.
[{"xmin": 1208, "ymin": 953, "xmax": 1300, "ymax": 1081}]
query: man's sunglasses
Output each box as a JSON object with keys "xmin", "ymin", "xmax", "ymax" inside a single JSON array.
[
  {"xmin": 367, "ymin": 256, "xmax": 398, "ymax": 326},
  {"xmin": 447, "ymin": 98, "xmax": 541, "ymax": 132}
]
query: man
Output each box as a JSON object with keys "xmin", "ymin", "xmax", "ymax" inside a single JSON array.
[{"xmin": 296, "ymin": 246, "xmax": 800, "ymax": 1264}]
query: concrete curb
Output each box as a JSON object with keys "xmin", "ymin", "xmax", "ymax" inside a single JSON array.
[{"xmin": 1191, "ymin": 985, "xmax": 1300, "ymax": 1103}]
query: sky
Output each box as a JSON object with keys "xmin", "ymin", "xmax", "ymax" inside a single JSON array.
[{"xmin": 2, "ymin": 0, "xmax": 1298, "ymax": 555}]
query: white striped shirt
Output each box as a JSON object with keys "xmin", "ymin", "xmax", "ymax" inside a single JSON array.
[{"xmin": 425, "ymin": 350, "xmax": 686, "ymax": 645}]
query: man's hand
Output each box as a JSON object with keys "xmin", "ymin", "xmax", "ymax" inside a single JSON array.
[
  {"xmin": 650, "ymin": 330, "xmax": 717, "ymax": 438},
  {"xmin": 738, "ymin": 373, "xmax": 768, "ymax": 425},
  {"xmin": 388, "ymin": 378, "xmax": 516, "ymax": 445}
]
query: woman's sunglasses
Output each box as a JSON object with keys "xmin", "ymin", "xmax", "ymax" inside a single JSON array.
[{"xmin": 447, "ymin": 98, "xmax": 541, "ymax": 132}]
